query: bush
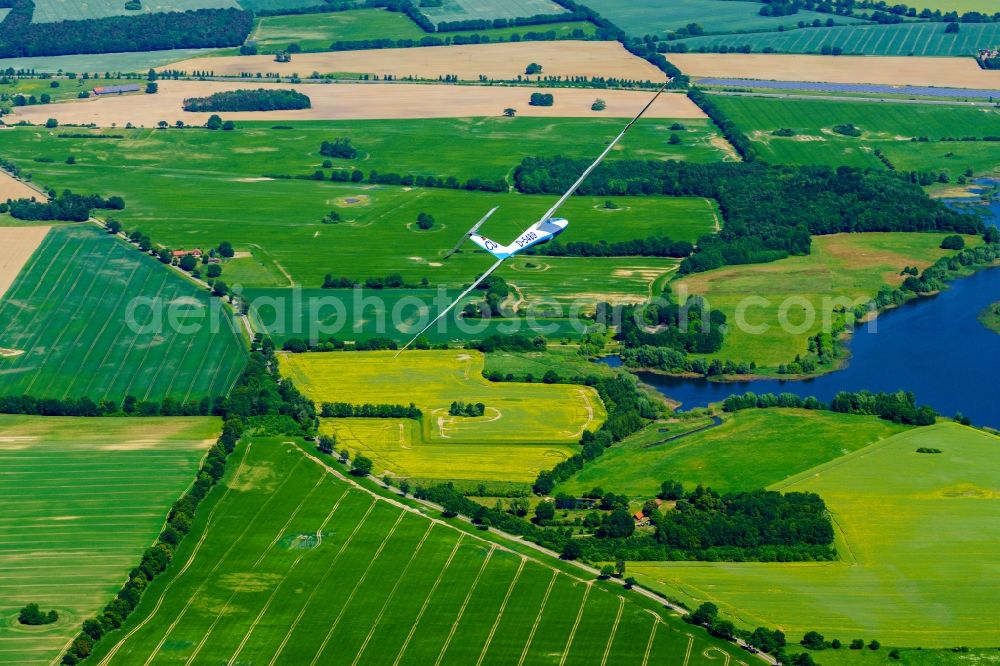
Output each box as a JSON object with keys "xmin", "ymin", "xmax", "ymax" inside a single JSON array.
[
  {"xmin": 18, "ymin": 603, "xmax": 58, "ymax": 625},
  {"xmin": 940, "ymin": 234, "xmax": 965, "ymax": 250},
  {"xmin": 529, "ymin": 92, "xmax": 553, "ymax": 107}
]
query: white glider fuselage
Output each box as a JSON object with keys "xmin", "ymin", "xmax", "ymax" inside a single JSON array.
[{"xmin": 469, "ymin": 217, "xmax": 568, "ymax": 260}]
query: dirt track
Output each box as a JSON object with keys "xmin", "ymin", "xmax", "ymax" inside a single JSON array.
[
  {"xmin": 0, "ymin": 168, "xmax": 45, "ymax": 201},
  {"xmin": 0, "ymin": 225, "xmax": 49, "ymax": 301},
  {"xmin": 9, "ymin": 80, "xmax": 705, "ymax": 127},
  {"xmin": 161, "ymin": 41, "xmax": 665, "ymax": 82},
  {"xmin": 669, "ymin": 53, "xmax": 1000, "ymax": 89}
]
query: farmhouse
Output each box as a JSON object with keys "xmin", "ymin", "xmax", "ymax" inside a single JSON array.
[
  {"xmin": 171, "ymin": 248, "xmax": 202, "ymax": 258},
  {"xmin": 92, "ymin": 84, "xmax": 141, "ymax": 95}
]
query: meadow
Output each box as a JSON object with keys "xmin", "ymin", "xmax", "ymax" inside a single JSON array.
[
  {"xmin": 584, "ymin": 0, "xmax": 865, "ymax": 38},
  {"xmin": 280, "ymin": 349, "xmax": 605, "ymax": 443},
  {"xmin": 0, "ymin": 121, "xmax": 722, "ymax": 289},
  {"xmin": 29, "ymin": 0, "xmax": 238, "ymax": 23},
  {"xmin": 0, "ymin": 415, "xmax": 219, "ymax": 666},
  {"xmin": 710, "ymin": 94, "xmax": 1000, "ymax": 175},
  {"xmin": 674, "ymin": 232, "xmax": 980, "ymax": 367},
  {"xmin": 556, "ymin": 408, "xmax": 911, "ymax": 499},
  {"xmin": 0, "ymin": 225, "xmax": 247, "ymax": 403},
  {"xmin": 482, "ymin": 346, "xmax": 621, "ymax": 380},
  {"xmin": 631, "ymin": 422, "xmax": 1000, "ymax": 647},
  {"xmin": 675, "ymin": 21, "xmax": 1000, "ymax": 56},
  {"xmin": 249, "ymin": 8, "xmax": 428, "ymax": 51},
  {"xmin": 420, "ymin": 0, "xmax": 568, "ymax": 24},
  {"xmin": 89, "ymin": 436, "xmax": 751, "ymax": 665},
  {"xmin": 248, "ymin": 10, "xmax": 596, "ymax": 53}
]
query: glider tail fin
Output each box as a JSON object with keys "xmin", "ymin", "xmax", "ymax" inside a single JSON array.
[{"xmin": 469, "ymin": 234, "xmax": 512, "ymax": 260}]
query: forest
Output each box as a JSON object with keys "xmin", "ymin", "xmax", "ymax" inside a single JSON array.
[
  {"xmin": 515, "ymin": 157, "xmax": 983, "ymax": 273},
  {"xmin": 182, "ymin": 89, "xmax": 311, "ymax": 112},
  {"xmin": 0, "ymin": 4, "xmax": 251, "ymax": 57}
]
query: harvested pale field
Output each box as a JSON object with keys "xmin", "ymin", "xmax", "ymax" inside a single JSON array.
[
  {"xmin": 0, "ymin": 167, "xmax": 45, "ymax": 201},
  {"xmin": 161, "ymin": 40, "xmax": 664, "ymax": 81},
  {"xmin": 0, "ymin": 225, "xmax": 49, "ymax": 300},
  {"xmin": 10, "ymin": 80, "xmax": 704, "ymax": 127},
  {"xmin": 670, "ymin": 53, "xmax": 1000, "ymax": 89}
]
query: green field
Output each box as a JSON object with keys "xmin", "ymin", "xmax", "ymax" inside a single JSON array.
[
  {"xmin": 483, "ymin": 346, "xmax": 621, "ymax": 379},
  {"xmin": 420, "ymin": 0, "xmax": 568, "ymax": 24},
  {"xmin": 0, "ymin": 120, "xmax": 724, "ymax": 289},
  {"xmin": 0, "ymin": 49, "xmax": 217, "ymax": 74},
  {"xmin": 249, "ymin": 9, "xmax": 428, "ymax": 51},
  {"xmin": 0, "ymin": 415, "xmax": 219, "ymax": 666},
  {"xmin": 585, "ymin": 0, "xmax": 866, "ymax": 38},
  {"xmin": 30, "ymin": 0, "xmax": 238, "ymax": 23},
  {"xmin": 0, "ymin": 225, "xmax": 247, "ymax": 403},
  {"xmin": 675, "ymin": 21, "xmax": 1000, "ymax": 56},
  {"xmin": 674, "ymin": 232, "xmax": 979, "ymax": 367},
  {"xmin": 89, "ymin": 436, "xmax": 751, "ymax": 665},
  {"xmin": 248, "ymin": 9, "xmax": 596, "ymax": 53},
  {"xmin": 556, "ymin": 408, "xmax": 911, "ymax": 499},
  {"xmin": 710, "ymin": 94, "xmax": 1000, "ymax": 176},
  {"xmin": 631, "ymin": 423, "xmax": 1000, "ymax": 647}
]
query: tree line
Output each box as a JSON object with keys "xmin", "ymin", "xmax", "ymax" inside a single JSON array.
[
  {"xmin": 2, "ymin": 190, "xmax": 123, "ymax": 222},
  {"xmin": 319, "ymin": 401, "xmax": 422, "ymax": 419},
  {"xmin": 0, "ymin": 4, "xmax": 251, "ymax": 58},
  {"xmin": 59, "ymin": 350, "xmax": 316, "ymax": 665},
  {"xmin": 722, "ymin": 390, "xmax": 938, "ymax": 426},
  {"xmin": 182, "ymin": 88, "xmax": 310, "ymax": 112},
  {"xmin": 529, "ymin": 235, "xmax": 694, "ymax": 258},
  {"xmin": 321, "ymin": 272, "xmax": 426, "ymax": 289},
  {"xmin": 435, "ymin": 9, "xmax": 589, "ymax": 32},
  {"xmin": 514, "ymin": 156, "xmax": 983, "ymax": 274}
]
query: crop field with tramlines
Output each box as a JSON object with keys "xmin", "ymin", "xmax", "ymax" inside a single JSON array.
[
  {"xmin": 0, "ymin": 225, "xmax": 247, "ymax": 403},
  {"xmin": 420, "ymin": 0, "xmax": 568, "ymax": 24},
  {"xmin": 584, "ymin": 0, "xmax": 866, "ymax": 38},
  {"xmin": 0, "ymin": 416, "xmax": 219, "ymax": 666},
  {"xmin": 675, "ymin": 21, "xmax": 1000, "ymax": 56},
  {"xmin": 29, "ymin": 0, "xmax": 238, "ymax": 23},
  {"xmin": 89, "ymin": 437, "xmax": 753, "ymax": 665},
  {"xmin": 708, "ymin": 94, "xmax": 1000, "ymax": 174}
]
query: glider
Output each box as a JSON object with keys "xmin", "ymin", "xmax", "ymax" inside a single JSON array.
[{"xmin": 396, "ymin": 82, "xmax": 669, "ymax": 356}]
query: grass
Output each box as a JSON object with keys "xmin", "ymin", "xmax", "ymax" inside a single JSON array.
[
  {"xmin": 483, "ymin": 346, "xmax": 621, "ymax": 379},
  {"xmin": 675, "ymin": 21, "xmax": 1000, "ymax": 56},
  {"xmin": 248, "ymin": 9, "xmax": 596, "ymax": 53},
  {"xmin": 0, "ymin": 120, "xmax": 725, "ymax": 289},
  {"xmin": 556, "ymin": 408, "xmax": 912, "ymax": 499},
  {"xmin": 979, "ymin": 300, "xmax": 1000, "ymax": 335},
  {"xmin": 0, "ymin": 415, "xmax": 219, "ymax": 666},
  {"xmin": 0, "ymin": 225, "xmax": 247, "ymax": 403},
  {"xmin": 710, "ymin": 94, "xmax": 1000, "ymax": 176},
  {"xmin": 420, "ymin": 0, "xmax": 568, "ymax": 24},
  {"xmin": 584, "ymin": 0, "xmax": 866, "ymax": 37},
  {"xmin": 30, "ymin": 0, "xmax": 238, "ymax": 23},
  {"xmin": 243, "ymin": 286, "xmax": 597, "ymax": 345},
  {"xmin": 88, "ymin": 435, "xmax": 752, "ymax": 665},
  {"xmin": 674, "ymin": 232, "xmax": 980, "ymax": 368},
  {"xmin": 631, "ymin": 422, "xmax": 1000, "ymax": 647}
]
